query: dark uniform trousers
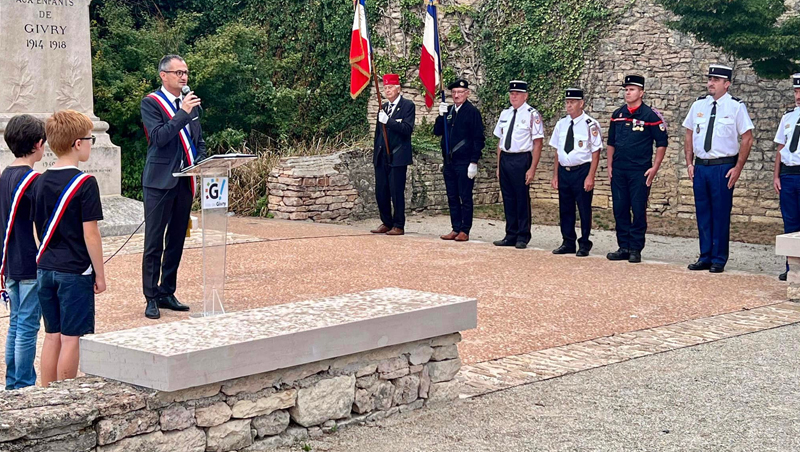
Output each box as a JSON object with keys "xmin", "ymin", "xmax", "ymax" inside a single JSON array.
[
  {"xmin": 375, "ymin": 150, "xmax": 407, "ymax": 230},
  {"xmin": 693, "ymin": 163, "xmax": 735, "ymax": 266},
  {"xmin": 611, "ymin": 168, "xmax": 650, "ymax": 252},
  {"xmin": 558, "ymin": 163, "xmax": 593, "ymax": 248},
  {"xmin": 780, "ymin": 169, "xmax": 800, "ymax": 271},
  {"xmin": 142, "ymin": 177, "xmax": 193, "ymax": 299},
  {"xmin": 443, "ymin": 163, "xmax": 475, "ymax": 234},
  {"xmin": 500, "ymin": 151, "xmax": 532, "ymax": 244}
]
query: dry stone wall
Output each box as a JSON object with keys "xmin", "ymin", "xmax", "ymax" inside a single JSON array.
[{"xmin": 0, "ymin": 333, "xmax": 463, "ymax": 452}]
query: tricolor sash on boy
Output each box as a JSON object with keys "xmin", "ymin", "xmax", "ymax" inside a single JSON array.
[
  {"xmin": 146, "ymin": 90, "xmax": 198, "ymax": 196},
  {"xmin": 36, "ymin": 172, "xmax": 93, "ymax": 265},
  {"xmin": 0, "ymin": 169, "xmax": 39, "ymax": 307}
]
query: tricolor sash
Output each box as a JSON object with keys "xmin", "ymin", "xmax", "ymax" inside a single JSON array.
[
  {"xmin": 36, "ymin": 172, "xmax": 93, "ymax": 265},
  {"xmin": 0, "ymin": 169, "xmax": 39, "ymax": 307},
  {"xmin": 146, "ymin": 90, "xmax": 198, "ymax": 196}
]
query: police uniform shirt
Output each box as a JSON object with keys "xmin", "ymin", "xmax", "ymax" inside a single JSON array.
[
  {"xmin": 549, "ymin": 112, "xmax": 603, "ymax": 167},
  {"xmin": 493, "ymin": 103, "xmax": 545, "ymax": 153},
  {"xmin": 682, "ymin": 92, "xmax": 754, "ymax": 159},
  {"xmin": 774, "ymin": 106, "xmax": 800, "ymax": 166}
]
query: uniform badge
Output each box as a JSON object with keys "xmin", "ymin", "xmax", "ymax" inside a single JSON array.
[
  {"xmin": 786, "ymin": 123, "xmax": 791, "ymax": 129},
  {"xmin": 632, "ymin": 119, "xmax": 645, "ymax": 132},
  {"xmin": 697, "ymin": 112, "xmax": 704, "ymax": 118},
  {"xmin": 591, "ymin": 128, "xmax": 599, "ymax": 137},
  {"xmin": 659, "ymin": 123, "xmax": 666, "ymax": 132},
  {"xmin": 535, "ymin": 116, "xmax": 541, "ymax": 124},
  {"xmin": 578, "ymin": 140, "xmax": 584, "ymax": 148},
  {"xmin": 696, "ymin": 124, "xmax": 701, "ymax": 134}
]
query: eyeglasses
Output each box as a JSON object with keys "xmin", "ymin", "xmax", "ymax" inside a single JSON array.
[
  {"xmin": 78, "ymin": 135, "xmax": 96, "ymax": 145},
  {"xmin": 163, "ymin": 70, "xmax": 189, "ymax": 78}
]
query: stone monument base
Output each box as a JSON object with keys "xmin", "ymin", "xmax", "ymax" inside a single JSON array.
[{"xmin": 99, "ymin": 195, "xmax": 144, "ymax": 237}]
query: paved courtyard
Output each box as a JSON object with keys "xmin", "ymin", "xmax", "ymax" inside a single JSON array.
[{"xmin": 0, "ymin": 215, "xmax": 787, "ymax": 385}]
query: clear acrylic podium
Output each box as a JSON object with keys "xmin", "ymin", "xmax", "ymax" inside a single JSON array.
[{"xmin": 174, "ymin": 154, "xmax": 257, "ymax": 317}]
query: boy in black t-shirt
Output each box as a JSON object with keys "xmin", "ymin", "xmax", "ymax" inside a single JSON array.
[
  {"xmin": 1, "ymin": 114, "xmax": 45, "ymax": 389},
  {"xmin": 31, "ymin": 110, "xmax": 106, "ymax": 387}
]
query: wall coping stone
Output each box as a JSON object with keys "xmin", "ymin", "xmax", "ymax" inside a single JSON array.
[{"xmin": 80, "ymin": 288, "xmax": 477, "ymax": 391}]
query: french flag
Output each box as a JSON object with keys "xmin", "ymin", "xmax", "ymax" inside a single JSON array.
[
  {"xmin": 419, "ymin": 0, "xmax": 441, "ymax": 109},
  {"xmin": 349, "ymin": 0, "xmax": 372, "ymax": 99}
]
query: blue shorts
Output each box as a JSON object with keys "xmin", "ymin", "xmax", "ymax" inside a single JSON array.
[{"xmin": 37, "ymin": 269, "xmax": 95, "ymax": 337}]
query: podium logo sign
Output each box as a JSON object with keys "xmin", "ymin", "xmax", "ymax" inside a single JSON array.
[{"xmin": 203, "ymin": 177, "xmax": 229, "ymax": 210}]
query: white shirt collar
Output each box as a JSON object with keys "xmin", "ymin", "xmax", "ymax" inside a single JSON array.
[
  {"xmin": 567, "ymin": 112, "xmax": 586, "ymax": 124},
  {"xmin": 160, "ymin": 86, "xmax": 180, "ymax": 105}
]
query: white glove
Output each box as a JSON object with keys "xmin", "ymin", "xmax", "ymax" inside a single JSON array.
[
  {"xmin": 467, "ymin": 163, "xmax": 478, "ymax": 179},
  {"xmin": 378, "ymin": 110, "xmax": 389, "ymax": 124},
  {"xmin": 439, "ymin": 102, "xmax": 449, "ymax": 116}
]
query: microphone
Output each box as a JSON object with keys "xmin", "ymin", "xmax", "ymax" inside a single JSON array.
[{"xmin": 180, "ymin": 85, "xmax": 202, "ymax": 116}]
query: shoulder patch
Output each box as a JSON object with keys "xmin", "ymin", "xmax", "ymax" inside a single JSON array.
[{"xmin": 731, "ymin": 96, "xmax": 743, "ymax": 103}]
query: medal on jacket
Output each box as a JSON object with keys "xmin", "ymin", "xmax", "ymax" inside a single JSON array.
[
  {"xmin": 632, "ymin": 119, "xmax": 644, "ymax": 132},
  {"xmin": 696, "ymin": 124, "xmax": 701, "ymax": 134},
  {"xmin": 578, "ymin": 140, "xmax": 584, "ymax": 148}
]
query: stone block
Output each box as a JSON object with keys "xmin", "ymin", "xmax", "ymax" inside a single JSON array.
[
  {"xmin": 221, "ymin": 373, "xmax": 280, "ymax": 396},
  {"xmin": 231, "ymin": 390, "xmax": 297, "ymax": 418},
  {"xmin": 96, "ymin": 428, "xmax": 206, "ymax": 452},
  {"xmin": 289, "ymin": 375, "xmax": 355, "ymax": 427},
  {"xmin": 160, "ymin": 404, "xmax": 195, "ymax": 431},
  {"xmin": 427, "ymin": 358, "xmax": 462, "ymax": 383},
  {"xmin": 419, "ymin": 366, "xmax": 431, "ymax": 399},
  {"xmin": 431, "ymin": 333, "xmax": 462, "ymax": 347},
  {"xmin": 392, "ymin": 375, "xmax": 420, "ymax": 405},
  {"xmin": 195, "ymin": 402, "xmax": 232, "ymax": 427},
  {"xmin": 431, "ymin": 344, "xmax": 459, "ymax": 361},
  {"xmin": 380, "ymin": 367, "xmax": 410, "ymax": 380},
  {"xmin": 252, "ymin": 410, "xmax": 290, "ymax": 438},
  {"xmin": 409, "ymin": 345, "xmax": 433, "ymax": 365},
  {"xmin": 206, "ymin": 419, "xmax": 253, "ymax": 452},
  {"xmin": 426, "ymin": 380, "xmax": 461, "ymax": 406},
  {"xmin": 96, "ymin": 409, "xmax": 159, "ymax": 446}
]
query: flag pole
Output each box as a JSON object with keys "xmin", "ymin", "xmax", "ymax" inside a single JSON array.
[
  {"xmin": 372, "ymin": 71, "xmax": 392, "ymax": 160},
  {"xmin": 432, "ymin": 0, "xmax": 450, "ymax": 156}
]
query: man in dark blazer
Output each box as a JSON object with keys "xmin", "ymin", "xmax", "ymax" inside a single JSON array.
[
  {"xmin": 371, "ymin": 73, "xmax": 415, "ymax": 235},
  {"xmin": 140, "ymin": 54, "xmax": 206, "ymax": 319},
  {"xmin": 433, "ymin": 78, "xmax": 485, "ymax": 242}
]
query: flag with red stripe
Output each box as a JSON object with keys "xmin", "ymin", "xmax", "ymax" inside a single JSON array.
[
  {"xmin": 349, "ymin": 0, "xmax": 372, "ymax": 99},
  {"xmin": 419, "ymin": 0, "xmax": 442, "ymax": 109}
]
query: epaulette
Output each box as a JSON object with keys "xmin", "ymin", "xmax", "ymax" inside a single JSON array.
[
  {"xmin": 528, "ymin": 106, "xmax": 535, "ymax": 113},
  {"xmin": 731, "ymin": 96, "xmax": 743, "ymax": 103},
  {"xmin": 696, "ymin": 95, "xmax": 706, "ymax": 101},
  {"xmin": 586, "ymin": 118, "xmax": 593, "ymax": 125}
]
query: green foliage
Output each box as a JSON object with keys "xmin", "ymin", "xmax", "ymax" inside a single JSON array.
[
  {"xmin": 658, "ymin": 0, "xmax": 800, "ymax": 78},
  {"xmin": 476, "ymin": 0, "xmax": 613, "ymax": 121},
  {"xmin": 90, "ymin": 0, "xmax": 368, "ymax": 200}
]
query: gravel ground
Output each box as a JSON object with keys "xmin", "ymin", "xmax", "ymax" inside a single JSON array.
[
  {"xmin": 289, "ymin": 322, "xmax": 800, "ymax": 452},
  {"xmin": 350, "ymin": 214, "xmax": 785, "ymax": 276}
]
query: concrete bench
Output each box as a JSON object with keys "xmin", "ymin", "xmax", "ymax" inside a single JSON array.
[
  {"xmin": 776, "ymin": 233, "xmax": 800, "ymax": 299},
  {"xmin": 1, "ymin": 288, "xmax": 476, "ymax": 452}
]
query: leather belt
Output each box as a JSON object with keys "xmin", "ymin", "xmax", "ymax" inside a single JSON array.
[
  {"xmin": 560, "ymin": 162, "xmax": 590, "ymax": 172},
  {"xmin": 694, "ymin": 156, "xmax": 737, "ymax": 166},
  {"xmin": 781, "ymin": 163, "xmax": 800, "ymax": 175}
]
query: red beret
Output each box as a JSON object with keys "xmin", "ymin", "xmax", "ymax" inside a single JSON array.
[{"xmin": 382, "ymin": 74, "xmax": 400, "ymax": 86}]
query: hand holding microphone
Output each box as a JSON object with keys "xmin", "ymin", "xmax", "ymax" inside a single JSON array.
[{"xmin": 180, "ymin": 85, "xmax": 202, "ymax": 114}]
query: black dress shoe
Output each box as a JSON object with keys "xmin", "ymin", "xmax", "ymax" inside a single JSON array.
[
  {"xmin": 709, "ymin": 264, "xmax": 724, "ymax": 273},
  {"xmin": 576, "ymin": 248, "xmax": 590, "ymax": 257},
  {"xmin": 515, "ymin": 242, "xmax": 527, "ymax": 249},
  {"xmin": 552, "ymin": 244, "xmax": 576, "ymax": 255},
  {"xmin": 779, "ymin": 271, "xmax": 788, "ymax": 281},
  {"xmin": 145, "ymin": 297, "xmax": 161, "ymax": 319},
  {"xmin": 687, "ymin": 260, "xmax": 712, "ymax": 271},
  {"xmin": 493, "ymin": 239, "xmax": 516, "ymax": 247},
  {"xmin": 628, "ymin": 250, "xmax": 642, "ymax": 263},
  {"xmin": 158, "ymin": 294, "xmax": 191, "ymax": 312},
  {"xmin": 606, "ymin": 248, "xmax": 630, "ymax": 261}
]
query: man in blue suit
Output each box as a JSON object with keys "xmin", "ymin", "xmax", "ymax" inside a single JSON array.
[
  {"xmin": 371, "ymin": 73, "xmax": 415, "ymax": 236},
  {"xmin": 140, "ymin": 54, "xmax": 206, "ymax": 319}
]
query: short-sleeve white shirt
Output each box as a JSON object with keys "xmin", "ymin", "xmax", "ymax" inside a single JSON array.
[
  {"xmin": 493, "ymin": 102, "xmax": 545, "ymax": 153},
  {"xmin": 548, "ymin": 112, "xmax": 603, "ymax": 167},
  {"xmin": 681, "ymin": 93, "xmax": 753, "ymax": 159},
  {"xmin": 774, "ymin": 106, "xmax": 800, "ymax": 166}
]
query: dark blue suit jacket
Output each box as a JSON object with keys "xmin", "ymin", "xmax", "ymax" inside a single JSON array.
[
  {"xmin": 433, "ymin": 99, "xmax": 485, "ymax": 165},
  {"xmin": 373, "ymin": 96, "xmax": 415, "ymax": 167},
  {"xmin": 140, "ymin": 93, "xmax": 207, "ymax": 190}
]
